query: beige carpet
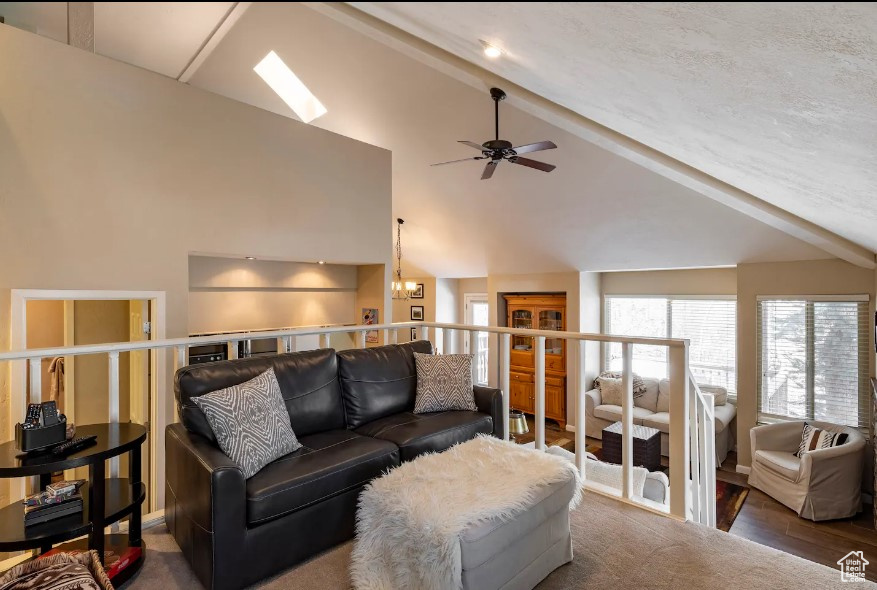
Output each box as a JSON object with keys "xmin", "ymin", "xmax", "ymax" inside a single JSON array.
[{"xmin": 124, "ymin": 492, "xmax": 867, "ymax": 589}]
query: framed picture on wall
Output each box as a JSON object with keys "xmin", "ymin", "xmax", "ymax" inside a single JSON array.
[
  {"xmin": 410, "ymin": 327, "xmax": 417, "ymax": 341},
  {"xmin": 412, "ymin": 284, "xmax": 424, "ymax": 299},
  {"xmin": 410, "ymin": 306, "xmax": 424, "ymax": 321},
  {"xmin": 362, "ymin": 307, "xmax": 379, "ymax": 343}
]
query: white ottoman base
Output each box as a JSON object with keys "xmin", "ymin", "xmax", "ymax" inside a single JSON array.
[{"xmin": 460, "ymin": 477, "xmax": 576, "ymax": 590}]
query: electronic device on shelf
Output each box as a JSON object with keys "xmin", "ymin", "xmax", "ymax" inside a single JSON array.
[
  {"xmin": 52, "ymin": 435, "xmax": 97, "ymax": 455},
  {"xmin": 15, "ymin": 401, "xmax": 68, "ymax": 453}
]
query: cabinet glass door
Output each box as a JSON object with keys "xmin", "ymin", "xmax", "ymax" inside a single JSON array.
[
  {"xmin": 511, "ymin": 308, "xmax": 533, "ymax": 351},
  {"xmin": 539, "ymin": 309, "xmax": 564, "ymax": 355}
]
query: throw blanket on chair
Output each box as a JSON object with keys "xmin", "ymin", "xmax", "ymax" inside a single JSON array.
[{"xmin": 351, "ymin": 435, "xmax": 582, "ymax": 590}]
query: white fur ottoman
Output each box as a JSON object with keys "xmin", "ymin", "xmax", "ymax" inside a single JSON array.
[{"xmin": 351, "ymin": 436, "xmax": 582, "ymax": 590}]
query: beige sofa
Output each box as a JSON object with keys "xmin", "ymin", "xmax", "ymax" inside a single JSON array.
[
  {"xmin": 584, "ymin": 377, "xmax": 736, "ymax": 465},
  {"xmin": 748, "ymin": 420, "xmax": 865, "ymax": 521}
]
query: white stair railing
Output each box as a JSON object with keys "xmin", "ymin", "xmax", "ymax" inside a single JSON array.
[{"xmin": 0, "ymin": 320, "xmax": 714, "ymax": 524}]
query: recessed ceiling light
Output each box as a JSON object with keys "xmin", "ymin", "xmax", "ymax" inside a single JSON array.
[
  {"xmin": 254, "ymin": 51, "xmax": 327, "ymax": 123},
  {"xmin": 480, "ymin": 40, "xmax": 503, "ymax": 59},
  {"xmin": 245, "ymin": 256, "xmax": 256, "ymax": 260},
  {"xmin": 318, "ymin": 260, "xmax": 326, "ymax": 265}
]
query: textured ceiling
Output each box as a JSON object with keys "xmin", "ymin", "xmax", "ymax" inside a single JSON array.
[
  {"xmin": 351, "ymin": 2, "xmax": 877, "ymax": 254},
  {"xmin": 188, "ymin": 2, "xmax": 830, "ymax": 276}
]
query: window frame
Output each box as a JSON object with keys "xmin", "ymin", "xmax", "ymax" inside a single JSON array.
[
  {"xmin": 602, "ymin": 294, "xmax": 738, "ymax": 399},
  {"xmin": 756, "ymin": 294, "xmax": 870, "ymax": 429}
]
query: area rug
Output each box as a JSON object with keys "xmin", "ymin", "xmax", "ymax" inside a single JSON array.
[{"xmin": 583, "ymin": 444, "xmax": 748, "ymax": 532}]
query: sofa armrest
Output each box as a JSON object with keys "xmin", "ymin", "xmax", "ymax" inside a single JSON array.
[
  {"xmin": 474, "ymin": 385, "xmax": 505, "ymax": 440},
  {"xmin": 750, "ymin": 421, "xmax": 802, "ymax": 454},
  {"xmin": 584, "ymin": 388, "xmax": 601, "ymax": 417},
  {"xmin": 166, "ymin": 422, "xmax": 246, "ymax": 537}
]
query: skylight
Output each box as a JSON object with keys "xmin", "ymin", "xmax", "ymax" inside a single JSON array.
[{"xmin": 254, "ymin": 51, "xmax": 327, "ymax": 124}]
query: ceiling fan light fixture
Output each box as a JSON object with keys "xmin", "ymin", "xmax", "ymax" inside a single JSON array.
[{"xmin": 480, "ymin": 40, "xmax": 503, "ymax": 59}]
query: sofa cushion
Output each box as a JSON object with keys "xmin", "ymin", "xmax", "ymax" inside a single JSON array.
[
  {"xmin": 641, "ymin": 412, "xmax": 670, "ymax": 434},
  {"xmin": 413, "ymin": 353, "xmax": 477, "ymax": 413},
  {"xmin": 755, "ymin": 449, "xmax": 801, "ymax": 481},
  {"xmin": 700, "ymin": 384, "xmax": 728, "ymax": 406},
  {"xmin": 176, "ymin": 349, "xmax": 346, "ymax": 442},
  {"xmin": 635, "ymin": 378, "xmax": 660, "ymax": 413},
  {"xmin": 338, "ymin": 341, "xmax": 433, "ymax": 429},
  {"xmin": 245, "ymin": 429, "xmax": 399, "ymax": 525},
  {"xmin": 192, "ymin": 368, "xmax": 302, "ymax": 479},
  {"xmin": 355, "ymin": 411, "xmax": 492, "ymax": 462},
  {"xmin": 593, "ymin": 405, "xmax": 653, "ymax": 425}
]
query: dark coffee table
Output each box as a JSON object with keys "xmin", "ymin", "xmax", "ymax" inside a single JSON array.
[
  {"xmin": 601, "ymin": 421, "xmax": 662, "ymax": 472},
  {"xmin": 0, "ymin": 423, "xmax": 147, "ymax": 586}
]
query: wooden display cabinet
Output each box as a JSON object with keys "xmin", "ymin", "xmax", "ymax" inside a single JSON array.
[{"xmin": 504, "ymin": 294, "xmax": 567, "ymax": 428}]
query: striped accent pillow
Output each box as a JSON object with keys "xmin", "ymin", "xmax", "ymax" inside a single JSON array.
[{"xmin": 795, "ymin": 423, "xmax": 848, "ymax": 457}]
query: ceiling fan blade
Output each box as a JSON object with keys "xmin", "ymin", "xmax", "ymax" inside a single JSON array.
[
  {"xmin": 459, "ymin": 140, "xmax": 487, "ymax": 151},
  {"xmin": 431, "ymin": 156, "xmax": 487, "ymax": 167},
  {"xmin": 511, "ymin": 141, "xmax": 557, "ymax": 155},
  {"xmin": 509, "ymin": 156, "xmax": 556, "ymax": 173},
  {"xmin": 481, "ymin": 160, "xmax": 498, "ymax": 180}
]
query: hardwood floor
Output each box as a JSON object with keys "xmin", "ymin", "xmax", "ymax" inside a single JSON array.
[
  {"xmin": 720, "ymin": 451, "xmax": 877, "ymax": 582},
  {"xmin": 515, "ymin": 421, "xmax": 877, "ymax": 581}
]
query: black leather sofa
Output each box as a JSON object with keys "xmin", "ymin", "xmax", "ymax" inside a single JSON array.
[{"xmin": 165, "ymin": 341, "xmax": 504, "ymax": 590}]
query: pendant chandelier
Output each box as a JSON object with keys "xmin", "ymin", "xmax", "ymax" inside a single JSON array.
[{"xmin": 392, "ymin": 218, "xmax": 417, "ymax": 300}]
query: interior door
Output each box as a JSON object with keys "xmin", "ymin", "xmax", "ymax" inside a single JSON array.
[
  {"xmin": 464, "ymin": 294, "xmax": 489, "ymax": 385},
  {"xmin": 128, "ymin": 300, "xmax": 151, "ymax": 499}
]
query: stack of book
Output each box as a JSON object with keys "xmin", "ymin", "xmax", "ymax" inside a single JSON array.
[{"xmin": 23, "ymin": 480, "xmax": 86, "ymax": 527}]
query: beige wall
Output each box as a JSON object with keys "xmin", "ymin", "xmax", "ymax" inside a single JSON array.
[
  {"xmin": 188, "ymin": 256, "xmax": 358, "ymax": 334},
  {"xmin": 25, "ymin": 300, "xmax": 65, "ymax": 400},
  {"xmin": 72, "ymin": 301, "xmax": 131, "ymax": 428},
  {"xmin": 602, "ymin": 268, "xmax": 737, "ymax": 296},
  {"xmin": 0, "ymin": 25, "xmax": 391, "ymax": 505},
  {"xmin": 736, "ymin": 260, "xmax": 876, "ymax": 467},
  {"xmin": 355, "ymin": 265, "xmax": 389, "ymax": 347}
]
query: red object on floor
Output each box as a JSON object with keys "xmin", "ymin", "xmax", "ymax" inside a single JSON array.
[{"xmin": 42, "ymin": 545, "xmax": 142, "ymax": 580}]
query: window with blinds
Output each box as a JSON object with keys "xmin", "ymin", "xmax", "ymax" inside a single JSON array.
[
  {"xmin": 757, "ymin": 297, "xmax": 869, "ymax": 428},
  {"xmin": 604, "ymin": 296, "xmax": 737, "ymax": 396}
]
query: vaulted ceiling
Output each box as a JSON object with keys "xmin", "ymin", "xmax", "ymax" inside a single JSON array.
[
  {"xmin": 1, "ymin": 2, "xmax": 871, "ymax": 277},
  {"xmin": 352, "ymin": 2, "xmax": 877, "ymax": 256}
]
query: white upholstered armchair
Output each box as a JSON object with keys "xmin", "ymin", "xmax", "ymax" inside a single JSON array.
[{"xmin": 748, "ymin": 420, "xmax": 865, "ymax": 521}]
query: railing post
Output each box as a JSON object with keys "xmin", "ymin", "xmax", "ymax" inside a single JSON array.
[
  {"xmin": 535, "ymin": 336, "xmax": 546, "ymax": 451},
  {"xmin": 421, "ymin": 326, "xmax": 429, "ymax": 342},
  {"xmin": 108, "ymin": 351, "xmax": 121, "ymax": 479},
  {"xmin": 432, "ymin": 327, "xmax": 442, "ymax": 354},
  {"xmin": 575, "ymin": 340, "xmax": 586, "ymax": 478},
  {"xmin": 688, "ymin": 373, "xmax": 701, "ymax": 523},
  {"xmin": 391, "ymin": 328, "xmax": 399, "ymax": 344},
  {"xmin": 29, "ymin": 358, "xmax": 42, "ymax": 404},
  {"xmin": 669, "ymin": 342, "xmax": 691, "ymax": 520},
  {"xmin": 621, "ymin": 342, "xmax": 633, "ymax": 499},
  {"xmin": 382, "ymin": 329, "xmax": 389, "ymax": 346},
  {"xmin": 500, "ymin": 333, "xmax": 511, "ymax": 441},
  {"xmin": 444, "ymin": 329, "xmax": 453, "ymax": 354},
  {"xmin": 356, "ymin": 331, "xmax": 366, "ymax": 349},
  {"xmin": 469, "ymin": 330, "xmax": 478, "ymax": 357},
  {"xmin": 702, "ymin": 393, "xmax": 716, "ymax": 527},
  {"xmin": 319, "ymin": 333, "xmax": 330, "ymax": 349},
  {"xmin": 286, "ymin": 335, "xmax": 296, "ymax": 353},
  {"xmin": 226, "ymin": 341, "xmax": 238, "ymax": 360}
]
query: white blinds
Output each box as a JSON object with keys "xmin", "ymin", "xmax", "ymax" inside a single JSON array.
[
  {"xmin": 604, "ymin": 297, "xmax": 737, "ymax": 395},
  {"xmin": 757, "ymin": 297, "xmax": 869, "ymax": 428}
]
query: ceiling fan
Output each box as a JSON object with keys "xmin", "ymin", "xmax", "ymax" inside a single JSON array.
[{"xmin": 432, "ymin": 87, "xmax": 557, "ymax": 180}]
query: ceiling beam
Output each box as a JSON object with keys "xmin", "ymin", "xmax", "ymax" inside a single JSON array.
[
  {"xmin": 310, "ymin": 2, "xmax": 876, "ymax": 270},
  {"xmin": 178, "ymin": 2, "xmax": 252, "ymax": 83}
]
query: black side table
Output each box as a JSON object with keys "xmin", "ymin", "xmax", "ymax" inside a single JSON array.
[{"xmin": 0, "ymin": 423, "xmax": 147, "ymax": 586}]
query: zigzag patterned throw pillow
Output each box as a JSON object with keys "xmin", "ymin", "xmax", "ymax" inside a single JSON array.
[
  {"xmin": 193, "ymin": 368, "xmax": 301, "ymax": 478},
  {"xmin": 413, "ymin": 353, "xmax": 477, "ymax": 414},
  {"xmin": 795, "ymin": 422, "xmax": 848, "ymax": 457}
]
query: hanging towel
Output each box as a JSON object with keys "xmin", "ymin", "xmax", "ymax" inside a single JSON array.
[{"xmin": 48, "ymin": 356, "xmax": 65, "ymax": 410}]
